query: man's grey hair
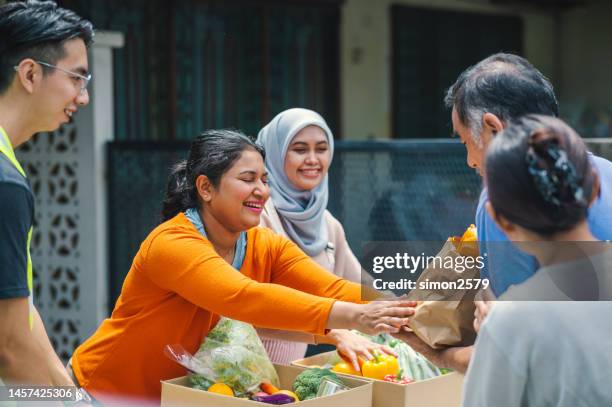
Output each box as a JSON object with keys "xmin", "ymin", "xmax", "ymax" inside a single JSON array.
[{"xmin": 444, "ymin": 53, "xmax": 559, "ymax": 143}]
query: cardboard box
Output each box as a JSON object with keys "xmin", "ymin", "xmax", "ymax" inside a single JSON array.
[
  {"xmin": 161, "ymin": 364, "xmax": 373, "ymax": 407},
  {"xmin": 292, "ymin": 351, "xmax": 464, "ymax": 407}
]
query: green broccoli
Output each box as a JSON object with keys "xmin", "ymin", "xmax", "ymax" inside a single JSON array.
[{"xmin": 292, "ymin": 368, "xmax": 342, "ymax": 400}]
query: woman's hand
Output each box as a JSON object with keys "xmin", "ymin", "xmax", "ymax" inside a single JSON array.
[
  {"xmin": 473, "ymin": 289, "xmax": 496, "ymax": 333},
  {"xmin": 473, "ymin": 300, "xmax": 493, "ymax": 333},
  {"xmin": 325, "ymin": 330, "xmax": 396, "ymax": 372},
  {"xmin": 328, "ymin": 299, "xmax": 417, "ymax": 335},
  {"xmin": 354, "ymin": 300, "xmax": 417, "ymax": 334}
]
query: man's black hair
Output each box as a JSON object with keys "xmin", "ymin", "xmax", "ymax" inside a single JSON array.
[
  {"xmin": 0, "ymin": 0, "xmax": 94, "ymax": 93},
  {"xmin": 445, "ymin": 53, "xmax": 559, "ymax": 137}
]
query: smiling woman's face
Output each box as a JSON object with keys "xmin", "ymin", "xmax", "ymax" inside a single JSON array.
[
  {"xmin": 205, "ymin": 149, "xmax": 269, "ymax": 232},
  {"xmin": 284, "ymin": 125, "xmax": 331, "ymax": 191}
]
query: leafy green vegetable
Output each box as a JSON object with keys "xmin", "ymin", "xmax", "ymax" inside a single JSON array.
[
  {"xmin": 189, "ymin": 374, "xmax": 214, "ymax": 391},
  {"xmin": 391, "ymin": 337, "xmax": 441, "ymax": 380},
  {"xmin": 204, "ymin": 318, "xmax": 232, "ymax": 345},
  {"xmin": 191, "ymin": 318, "xmax": 280, "ymax": 397}
]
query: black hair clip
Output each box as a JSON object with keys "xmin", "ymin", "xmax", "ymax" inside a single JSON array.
[
  {"xmin": 526, "ymin": 142, "xmax": 585, "ymax": 209},
  {"xmin": 526, "ymin": 150, "xmax": 560, "ymax": 207},
  {"xmin": 549, "ymin": 146, "xmax": 585, "ymax": 204}
]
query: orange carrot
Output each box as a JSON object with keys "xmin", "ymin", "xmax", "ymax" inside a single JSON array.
[{"xmin": 261, "ymin": 382, "xmax": 280, "ymax": 395}]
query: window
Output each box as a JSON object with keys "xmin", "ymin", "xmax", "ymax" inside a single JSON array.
[{"xmin": 391, "ymin": 5, "xmax": 523, "ymax": 138}]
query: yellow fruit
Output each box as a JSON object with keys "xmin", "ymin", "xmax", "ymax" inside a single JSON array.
[
  {"xmin": 332, "ymin": 361, "xmax": 361, "ymax": 376},
  {"xmin": 208, "ymin": 383, "xmax": 234, "ymax": 397},
  {"xmin": 461, "ymin": 224, "xmax": 477, "ymax": 242},
  {"xmin": 456, "ymin": 224, "xmax": 478, "ymax": 257},
  {"xmin": 274, "ymin": 390, "xmax": 300, "ymax": 401}
]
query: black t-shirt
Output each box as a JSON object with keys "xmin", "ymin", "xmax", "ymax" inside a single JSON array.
[{"xmin": 0, "ymin": 153, "xmax": 34, "ymax": 299}]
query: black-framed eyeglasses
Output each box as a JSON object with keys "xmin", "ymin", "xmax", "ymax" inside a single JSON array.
[{"xmin": 13, "ymin": 60, "xmax": 92, "ymax": 95}]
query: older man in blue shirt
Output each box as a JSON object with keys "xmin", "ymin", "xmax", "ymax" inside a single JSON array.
[
  {"xmin": 393, "ymin": 52, "xmax": 612, "ymax": 374},
  {"xmin": 446, "ymin": 53, "xmax": 612, "ymax": 296}
]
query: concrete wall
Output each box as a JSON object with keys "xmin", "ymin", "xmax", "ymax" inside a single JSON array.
[
  {"xmin": 558, "ymin": 0, "xmax": 612, "ymax": 138},
  {"xmin": 340, "ymin": 0, "xmax": 557, "ymax": 139}
]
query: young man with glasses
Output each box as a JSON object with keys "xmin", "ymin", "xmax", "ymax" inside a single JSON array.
[{"xmin": 0, "ymin": 0, "xmax": 94, "ymax": 392}]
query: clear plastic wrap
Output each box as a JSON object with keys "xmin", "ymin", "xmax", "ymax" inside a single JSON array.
[
  {"xmin": 166, "ymin": 317, "xmax": 280, "ymax": 397},
  {"xmin": 193, "ymin": 318, "xmax": 280, "ymax": 395}
]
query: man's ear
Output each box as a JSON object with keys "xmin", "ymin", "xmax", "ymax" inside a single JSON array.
[
  {"xmin": 485, "ymin": 201, "xmax": 516, "ymax": 234},
  {"xmin": 14, "ymin": 59, "xmax": 41, "ymax": 94},
  {"xmin": 589, "ymin": 169, "xmax": 600, "ymax": 208},
  {"xmin": 482, "ymin": 113, "xmax": 504, "ymax": 135},
  {"xmin": 195, "ymin": 175, "xmax": 213, "ymax": 202},
  {"xmin": 478, "ymin": 113, "xmax": 504, "ymax": 149}
]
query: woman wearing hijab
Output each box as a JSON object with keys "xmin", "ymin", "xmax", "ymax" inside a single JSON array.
[{"xmin": 256, "ymin": 108, "xmax": 374, "ymax": 366}]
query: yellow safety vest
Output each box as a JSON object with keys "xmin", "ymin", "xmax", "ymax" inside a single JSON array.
[{"xmin": 0, "ymin": 127, "xmax": 34, "ymax": 329}]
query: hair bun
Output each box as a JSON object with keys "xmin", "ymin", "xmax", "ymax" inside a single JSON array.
[
  {"xmin": 161, "ymin": 160, "xmax": 193, "ymax": 221},
  {"xmin": 525, "ymin": 135, "xmax": 586, "ymax": 212}
]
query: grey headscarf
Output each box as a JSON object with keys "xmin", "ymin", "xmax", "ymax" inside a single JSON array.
[{"xmin": 257, "ymin": 108, "xmax": 334, "ymax": 256}]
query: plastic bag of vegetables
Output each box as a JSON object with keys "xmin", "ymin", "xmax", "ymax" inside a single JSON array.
[
  {"xmin": 195, "ymin": 318, "xmax": 280, "ymax": 395},
  {"xmin": 166, "ymin": 317, "xmax": 280, "ymax": 397},
  {"xmin": 391, "ymin": 337, "xmax": 442, "ymax": 381}
]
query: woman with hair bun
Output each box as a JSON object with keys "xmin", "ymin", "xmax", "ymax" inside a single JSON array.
[
  {"xmin": 463, "ymin": 115, "xmax": 612, "ymax": 406},
  {"xmin": 70, "ymin": 129, "xmax": 415, "ymax": 404}
]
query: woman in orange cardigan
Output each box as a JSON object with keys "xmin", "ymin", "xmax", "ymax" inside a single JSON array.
[{"xmin": 70, "ymin": 130, "xmax": 414, "ymax": 404}]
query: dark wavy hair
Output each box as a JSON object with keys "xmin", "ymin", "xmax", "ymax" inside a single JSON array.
[
  {"xmin": 485, "ymin": 115, "xmax": 597, "ymax": 236},
  {"xmin": 0, "ymin": 0, "xmax": 94, "ymax": 93},
  {"xmin": 161, "ymin": 129, "xmax": 265, "ymax": 221}
]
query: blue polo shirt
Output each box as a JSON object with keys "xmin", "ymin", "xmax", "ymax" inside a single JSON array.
[{"xmin": 477, "ymin": 153, "xmax": 612, "ymax": 296}]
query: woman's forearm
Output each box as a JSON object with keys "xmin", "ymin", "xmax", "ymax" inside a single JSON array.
[
  {"xmin": 32, "ymin": 308, "xmax": 74, "ymax": 386},
  {"xmin": 257, "ymin": 302, "xmax": 360, "ymax": 340}
]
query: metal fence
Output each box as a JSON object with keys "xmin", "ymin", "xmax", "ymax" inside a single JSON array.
[{"xmin": 106, "ymin": 139, "xmax": 612, "ymax": 308}]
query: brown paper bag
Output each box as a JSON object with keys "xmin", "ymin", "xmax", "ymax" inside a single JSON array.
[{"xmin": 407, "ymin": 238, "xmax": 480, "ymax": 349}]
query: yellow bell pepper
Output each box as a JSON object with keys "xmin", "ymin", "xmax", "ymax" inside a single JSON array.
[
  {"xmin": 332, "ymin": 361, "xmax": 362, "ymax": 376},
  {"xmin": 361, "ymin": 353, "xmax": 399, "ymax": 381}
]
